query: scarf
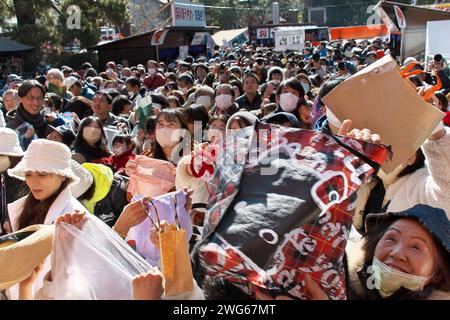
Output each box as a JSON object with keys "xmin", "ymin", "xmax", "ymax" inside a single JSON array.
[{"xmin": 15, "ymin": 104, "xmax": 48, "ymax": 137}]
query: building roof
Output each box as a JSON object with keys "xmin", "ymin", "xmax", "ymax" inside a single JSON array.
[
  {"xmin": 90, "ymin": 26, "xmax": 217, "ymax": 50},
  {"xmin": 0, "ymin": 37, "xmax": 33, "ymax": 55},
  {"xmin": 212, "ymin": 28, "xmax": 248, "ymax": 46}
]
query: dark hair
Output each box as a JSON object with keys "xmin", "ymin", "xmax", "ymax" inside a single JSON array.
[
  {"xmin": 150, "ymin": 93, "xmax": 170, "ymax": 109},
  {"xmin": 319, "ymin": 77, "xmax": 346, "ymax": 100},
  {"xmin": 152, "ymin": 108, "xmax": 189, "ymax": 162},
  {"xmin": 73, "ymin": 116, "xmax": 111, "ymax": 159},
  {"xmin": 146, "ymin": 115, "xmax": 157, "ymax": 134},
  {"xmin": 362, "ymin": 217, "xmax": 450, "ymax": 298},
  {"xmin": 397, "ymin": 148, "xmax": 426, "ymax": 178},
  {"xmin": 338, "ymin": 62, "xmax": 347, "ymax": 71},
  {"xmin": 229, "ymin": 80, "xmax": 243, "ymax": 97},
  {"xmin": 408, "ymin": 75, "xmax": 424, "ymax": 88},
  {"xmin": 230, "ymin": 116, "xmax": 251, "ymax": 129},
  {"xmin": 259, "ymin": 83, "xmax": 271, "ymax": 97},
  {"xmin": 183, "ymin": 104, "xmax": 210, "ymax": 132},
  {"xmin": 167, "ymin": 95, "xmax": 182, "ymax": 109},
  {"xmin": 85, "ymin": 68, "xmax": 98, "ymax": 78},
  {"xmin": 18, "ymin": 80, "xmax": 45, "ymax": 98},
  {"xmin": 208, "ymin": 114, "xmax": 229, "ymax": 128},
  {"xmin": 215, "ymin": 84, "xmax": 235, "ymax": 98},
  {"xmin": 111, "ymin": 95, "xmax": 131, "ymax": 116},
  {"xmin": 434, "ymin": 91, "xmax": 448, "ymax": 112},
  {"xmin": 125, "ymin": 77, "xmax": 141, "ymax": 88},
  {"xmin": 276, "ymin": 78, "xmax": 306, "ymax": 100},
  {"xmin": 46, "ymin": 93, "xmax": 63, "ymax": 111},
  {"xmin": 112, "ymin": 134, "xmax": 135, "ymax": 149},
  {"xmin": 63, "ymin": 96, "xmax": 93, "ymax": 120},
  {"xmin": 95, "ymin": 91, "xmax": 113, "ymax": 104},
  {"xmin": 18, "ymin": 178, "xmax": 71, "ymax": 230},
  {"xmin": 242, "ymin": 72, "xmax": 259, "ymax": 84}
]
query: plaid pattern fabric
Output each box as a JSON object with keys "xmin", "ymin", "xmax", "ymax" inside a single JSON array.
[{"xmin": 194, "ymin": 124, "xmax": 390, "ymax": 300}]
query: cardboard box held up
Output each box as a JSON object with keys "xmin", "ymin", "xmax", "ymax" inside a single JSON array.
[{"xmin": 323, "ymin": 54, "xmax": 445, "ymax": 173}]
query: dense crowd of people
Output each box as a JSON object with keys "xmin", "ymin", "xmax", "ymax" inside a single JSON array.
[{"xmin": 0, "ymin": 37, "xmax": 449, "ymax": 300}]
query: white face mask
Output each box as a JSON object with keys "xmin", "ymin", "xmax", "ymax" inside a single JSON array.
[
  {"xmin": 83, "ymin": 127, "xmax": 102, "ymax": 144},
  {"xmin": 196, "ymin": 96, "xmax": 212, "ymax": 108},
  {"xmin": 43, "ymin": 106, "xmax": 52, "ymax": 115},
  {"xmin": 215, "ymin": 94, "xmax": 233, "ymax": 110},
  {"xmin": 279, "ymin": 92, "xmax": 299, "ymax": 113},
  {"xmin": 371, "ymin": 257, "xmax": 434, "ymax": 298},
  {"xmin": 321, "ymin": 65, "xmax": 327, "ymax": 72},
  {"xmin": 128, "ymin": 91, "xmax": 135, "ymax": 98},
  {"xmin": 180, "ymin": 87, "xmax": 189, "ymax": 95},
  {"xmin": 353, "ymin": 60, "xmax": 360, "ymax": 67},
  {"xmin": 148, "ymin": 68, "xmax": 157, "ymax": 75},
  {"xmin": 301, "ymin": 82, "xmax": 310, "ymax": 94},
  {"xmin": 156, "ymin": 127, "xmax": 184, "ymax": 148}
]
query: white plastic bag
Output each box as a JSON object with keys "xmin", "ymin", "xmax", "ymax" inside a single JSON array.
[{"xmin": 51, "ymin": 214, "xmax": 152, "ymax": 300}]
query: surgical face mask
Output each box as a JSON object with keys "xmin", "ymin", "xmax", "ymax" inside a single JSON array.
[
  {"xmin": 43, "ymin": 106, "xmax": 52, "ymax": 115},
  {"xmin": 180, "ymin": 87, "xmax": 189, "ymax": 95},
  {"xmin": 156, "ymin": 127, "xmax": 184, "ymax": 148},
  {"xmin": 279, "ymin": 92, "xmax": 299, "ymax": 113},
  {"xmin": 353, "ymin": 60, "xmax": 360, "ymax": 66},
  {"xmin": 371, "ymin": 257, "xmax": 433, "ymax": 298},
  {"xmin": 215, "ymin": 94, "xmax": 233, "ymax": 110},
  {"xmin": 148, "ymin": 68, "xmax": 157, "ymax": 75},
  {"xmin": 301, "ymin": 82, "xmax": 310, "ymax": 94},
  {"xmin": 196, "ymin": 95, "xmax": 212, "ymax": 108},
  {"xmin": 83, "ymin": 127, "xmax": 102, "ymax": 144},
  {"xmin": 113, "ymin": 145, "xmax": 128, "ymax": 156},
  {"xmin": 128, "ymin": 91, "xmax": 135, "ymax": 98},
  {"xmin": 321, "ymin": 65, "xmax": 327, "ymax": 72}
]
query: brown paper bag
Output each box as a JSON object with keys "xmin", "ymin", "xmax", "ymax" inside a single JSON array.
[
  {"xmin": 159, "ymin": 225, "xmax": 194, "ymax": 297},
  {"xmin": 322, "ymin": 54, "xmax": 445, "ymax": 173}
]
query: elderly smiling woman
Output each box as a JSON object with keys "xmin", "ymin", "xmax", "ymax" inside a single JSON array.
[{"xmin": 347, "ymin": 204, "xmax": 450, "ymax": 300}]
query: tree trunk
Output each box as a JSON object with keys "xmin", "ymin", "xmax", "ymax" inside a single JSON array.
[{"xmin": 13, "ymin": 0, "xmax": 36, "ymax": 27}]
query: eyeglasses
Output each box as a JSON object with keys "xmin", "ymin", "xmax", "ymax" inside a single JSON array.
[{"xmin": 25, "ymin": 95, "xmax": 44, "ymax": 102}]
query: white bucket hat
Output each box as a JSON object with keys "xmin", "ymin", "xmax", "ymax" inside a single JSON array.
[
  {"xmin": 7, "ymin": 139, "xmax": 79, "ymax": 184},
  {"xmin": 0, "ymin": 128, "xmax": 24, "ymax": 157},
  {"xmin": 70, "ymin": 159, "xmax": 94, "ymax": 198}
]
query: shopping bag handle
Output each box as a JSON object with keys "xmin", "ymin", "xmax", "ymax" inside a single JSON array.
[{"xmin": 322, "ymin": 126, "xmax": 391, "ymax": 174}]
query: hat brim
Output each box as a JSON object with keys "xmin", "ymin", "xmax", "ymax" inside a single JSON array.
[
  {"xmin": 7, "ymin": 157, "xmax": 80, "ymax": 185},
  {"xmin": 0, "ymin": 148, "xmax": 25, "ymax": 157},
  {"xmin": 0, "ymin": 225, "xmax": 54, "ymax": 290},
  {"xmin": 365, "ymin": 209, "xmax": 450, "ymax": 253}
]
